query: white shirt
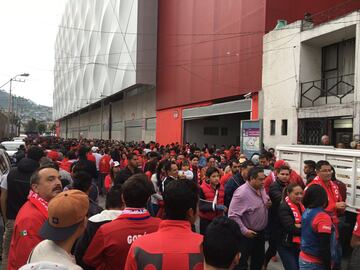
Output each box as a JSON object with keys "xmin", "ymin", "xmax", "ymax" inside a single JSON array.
[
  {"xmin": 28, "ymin": 240, "xmax": 82, "ymax": 270},
  {"xmin": 150, "ymin": 173, "xmax": 163, "ymax": 205},
  {"xmin": 92, "ymin": 153, "xmax": 102, "ymax": 171}
]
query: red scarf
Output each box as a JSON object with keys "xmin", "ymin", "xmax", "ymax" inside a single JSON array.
[
  {"xmin": 28, "ymin": 190, "xmax": 49, "ymax": 218},
  {"xmin": 311, "ymin": 176, "xmax": 341, "ymax": 201},
  {"xmin": 285, "ymin": 196, "xmax": 305, "ymax": 244}
]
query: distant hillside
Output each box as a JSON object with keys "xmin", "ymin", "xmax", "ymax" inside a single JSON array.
[{"xmin": 0, "ymin": 90, "xmax": 52, "ymax": 122}]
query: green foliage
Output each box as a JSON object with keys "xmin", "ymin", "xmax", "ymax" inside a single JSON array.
[
  {"xmin": 25, "ymin": 118, "xmax": 37, "ymax": 133},
  {"xmin": 37, "ymin": 122, "xmax": 47, "ymax": 134}
]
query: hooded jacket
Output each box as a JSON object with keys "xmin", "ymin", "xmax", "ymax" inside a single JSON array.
[{"xmin": 7, "ymin": 157, "xmax": 39, "ymax": 219}]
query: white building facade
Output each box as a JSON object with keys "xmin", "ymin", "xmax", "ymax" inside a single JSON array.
[
  {"xmin": 53, "ymin": 0, "xmax": 157, "ymax": 141},
  {"xmin": 262, "ymin": 11, "xmax": 360, "ymax": 148}
]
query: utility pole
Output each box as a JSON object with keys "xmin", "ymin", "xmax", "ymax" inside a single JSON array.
[
  {"xmin": 0, "ymin": 73, "xmax": 30, "ymax": 137},
  {"xmin": 8, "ymin": 78, "xmax": 12, "ymax": 114}
]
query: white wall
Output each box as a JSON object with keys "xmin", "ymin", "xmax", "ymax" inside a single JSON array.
[
  {"xmin": 262, "ymin": 12, "xmax": 360, "ymax": 148},
  {"xmin": 262, "ymin": 22, "xmax": 301, "ymax": 148},
  {"xmin": 53, "ymin": 0, "xmax": 158, "ymax": 120},
  {"xmin": 59, "ymin": 86, "xmax": 156, "ymax": 142}
]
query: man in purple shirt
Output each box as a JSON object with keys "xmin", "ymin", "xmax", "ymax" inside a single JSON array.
[{"xmin": 228, "ymin": 166, "xmax": 271, "ymax": 270}]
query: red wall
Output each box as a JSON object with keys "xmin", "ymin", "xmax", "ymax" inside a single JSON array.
[
  {"xmin": 156, "ymin": 102, "xmax": 212, "ymax": 145},
  {"xmin": 157, "ymin": 0, "xmax": 360, "ymax": 112},
  {"xmin": 251, "ymin": 94, "xmax": 259, "ymax": 120},
  {"xmin": 157, "ymin": 0, "xmax": 266, "ymax": 110}
]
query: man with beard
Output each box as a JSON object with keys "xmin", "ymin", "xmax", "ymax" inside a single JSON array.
[
  {"xmin": 8, "ymin": 165, "xmax": 62, "ymax": 270},
  {"xmin": 114, "ymin": 153, "xmax": 142, "ymax": 185}
]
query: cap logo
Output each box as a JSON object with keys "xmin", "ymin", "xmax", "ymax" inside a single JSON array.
[{"xmin": 52, "ymin": 217, "xmax": 59, "ymax": 224}]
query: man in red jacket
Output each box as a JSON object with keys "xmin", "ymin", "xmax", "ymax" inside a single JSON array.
[
  {"xmin": 84, "ymin": 173, "xmax": 160, "ymax": 269},
  {"xmin": 306, "ymin": 160, "xmax": 346, "ymax": 269},
  {"xmin": 125, "ymin": 179, "xmax": 203, "ymax": 270},
  {"xmin": 8, "ymin": 165, "xmax": 62, "ymax": 270},
  {"xmin": 306, "ymin": 160, "xmax": 346, "ymax": 227}
]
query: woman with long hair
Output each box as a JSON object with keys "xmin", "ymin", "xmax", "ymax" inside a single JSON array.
[
  {"xmin": 277, "ymin": 183, "xmax": 304, "ymax": 270},
  {"xmin": 104, "ymin": 162, "xmax": 121, "ymax": 192}
]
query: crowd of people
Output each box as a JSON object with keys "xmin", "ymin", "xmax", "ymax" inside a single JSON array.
[{"xmin": 0, "ymin": 137, "xmax": 359, "ymax": 270}]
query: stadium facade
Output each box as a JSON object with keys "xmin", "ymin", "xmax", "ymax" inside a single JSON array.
[{"xmin": 54, "ymin": 0, "xmax": 360, "ymax": 145}]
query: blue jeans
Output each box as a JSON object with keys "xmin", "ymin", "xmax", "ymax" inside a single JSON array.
[
  {"xmin": 277, "ymin": 245, "xmax": 299, "ymax": 270},
  {"xmin": 299, "ymin": 258, "xmax": 324, "ymax": 270}
]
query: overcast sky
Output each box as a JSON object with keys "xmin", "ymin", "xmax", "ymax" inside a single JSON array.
[{"xmin": 0, "ymin": 0, "xmax": 67, "ymax": 107}]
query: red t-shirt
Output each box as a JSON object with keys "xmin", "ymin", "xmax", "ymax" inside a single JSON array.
[
  {"xmin": 307, "ymin": 178, "xmax": 343, "ymax": 225},
  {"xmin": 87, "ymin": 153, "xmax": 96, "ymax": 163},
  {"xmin": 220, "ymin": 172, "xmax": 232, "ymax": 186},
  {"xmin": 99, "ymin": 154, "xmax": 111, "ymax": 174},
  {"xmin": 353, "ymin": 213, "xmax": 360, "ymax": 237},
  {"xmin": 84, "ymin": 209, "xmax": 160, "ymax": 270},
  {"xmin": 104, "ymin": 174, "xmax": 112, "ymax": 191},
  {"xmin": 264, "ymin": 174, "xmax": 274, "ymax": 194},
  {"xmin": 300, "ymin": 212, "xmax": 332, "ymax": 264},
  {"xmin": 47, "ymin": 150, "xmax": 59, "ymax": 161}
]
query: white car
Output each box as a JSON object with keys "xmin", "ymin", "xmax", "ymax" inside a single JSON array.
[
  {"xmin": 12, "ymin": 137, "xmax": 25, "ymax": 141},
  {"xmin": 1, "ymin": 141, "xmax": 25, "ymax": 157}
]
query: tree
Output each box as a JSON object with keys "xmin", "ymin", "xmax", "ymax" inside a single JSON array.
[
  {"xmin": 50, "ymin": 123, "xmax": 56, "ymax": 133},
  {"xmin": 25, "ymin": 118, "xmax": 37, "ymax": 133},
  {"xmin": 37, "ymin": 122, "xmax": 47, "ymax": 134}
]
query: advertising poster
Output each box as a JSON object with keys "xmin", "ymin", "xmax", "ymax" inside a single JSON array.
[{"xmin": 241, "ymin": 120, "xmax": 262, "ymax": 159}]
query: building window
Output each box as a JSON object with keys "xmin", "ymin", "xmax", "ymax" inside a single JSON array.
[
  {"xmin": 281, "ymin": 119, "xmax": 288, "ymax": 136},
  {"xmin": 270, "ymin": 120, "xmax": 275, "ymax": 136},
  {"xmin": 204, "ymin": 127, "xmax": 219, "ymax": 136},
  {"xmin": 322, "ymin": 38, "xmax": 355, "ymax": 96},
  {"xmin": 221, "ymin": 127, "xmax": 228, "ymax": 136}
]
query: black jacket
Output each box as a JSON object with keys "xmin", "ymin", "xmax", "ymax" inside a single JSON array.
[
  {"xmin": 269, "ymin": 179, "xmax": 287, "ymax": 223},
  {"xmin": 88, "ymin": 198, "xmax": 103, "ymax": 218},
  {"xmin": 74, "ymin": 210, "xmax": 122, "ymax": 270},
  {"xmin": 224, "ymin": 173, "xmax": 245, "ymax": 208},
  {"xmin": 160, "ymin": 176, "xmax": 176, "ymax": 193},
  {"xmin": 114, "ymin": 166, "xmax": 143, "ymax": 186},
  {"xmin": 277, "ymin": 202, "xmax": 302, "ymax": 247},
  {"xmin": 6, "ymin": 157, "xmax": 39, "ymax": 219}
]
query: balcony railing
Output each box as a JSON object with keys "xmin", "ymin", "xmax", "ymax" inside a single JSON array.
[{"xmin": 300, "ymin": 73, "xmax": 355, "ymax": 107}]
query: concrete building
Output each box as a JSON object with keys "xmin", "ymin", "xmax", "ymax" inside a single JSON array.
[
  {"xmin": 262, "ymin": 11, "xmax": 360, "ymax": 148},
  {"xmin": 54, "ymin": 0, "xmax": 157, "ymax": 141},
  {"xmin": 54, "ymin": 0, "xmax": 360, "ymax": 145}
]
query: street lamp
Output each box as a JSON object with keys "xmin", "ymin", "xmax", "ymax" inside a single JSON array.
[{"xmin": 0, "ymin": 73, "xmax": 30, "ymax": 137}]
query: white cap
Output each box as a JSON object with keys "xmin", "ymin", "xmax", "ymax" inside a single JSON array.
[
  {"xmin": 112, "ymin": 161, "xmax": 120, "ymax": 167},
  {"xmin": 91, "ymin": 146, "xmax": 99, "ymax": 152}
]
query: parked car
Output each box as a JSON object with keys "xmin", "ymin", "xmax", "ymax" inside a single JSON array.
[
  {"xmin": 12, "ymin": 137, "xmax": 25, "ymax": 141},
  {"xmin": 1, "ymin": 141, "xmax": 25, "ymax": 158}
]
